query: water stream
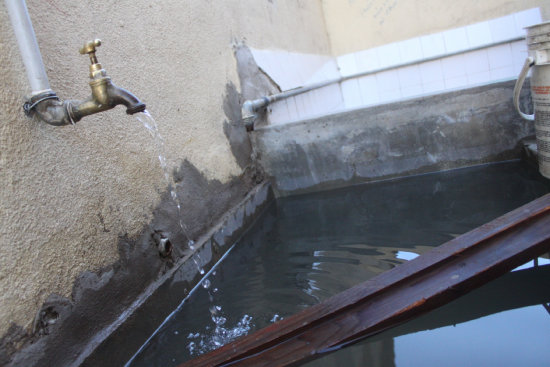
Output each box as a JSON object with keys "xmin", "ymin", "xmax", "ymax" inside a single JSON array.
[{"xmin": 136, "ymin": 111, "xmax": 203, "ymax": 273}]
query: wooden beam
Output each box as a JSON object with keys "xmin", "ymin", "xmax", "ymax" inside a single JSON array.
[
  {"xmin": 356, "ymin": 264, "xmax": 550, "ymax": 343},
  {"xmin": 180, "ymin": 194, "xmax": 550, "ymax": 367}
]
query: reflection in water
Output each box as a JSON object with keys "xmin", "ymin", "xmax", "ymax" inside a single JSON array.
[
  {"xmin": 128, "ymin": 161, "xmax": 550, "ymax": 366},
  {"xmin": 304, "ymin": 262, "xmax": 550, "ymax": 367}
]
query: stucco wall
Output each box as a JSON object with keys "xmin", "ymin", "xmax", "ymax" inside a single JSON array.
[
  {"xmin": 322, "ymin": 0, "xmax": 550, "ymax": 55},
  {"xmin": 0, "ymin": 0, "xmax": 330, "ymax": 362}
]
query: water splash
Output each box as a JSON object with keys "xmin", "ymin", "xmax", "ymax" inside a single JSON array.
[
  {"xmin": 185, "ymin": 314, "xmax": 254, "ymax": 357},
  {"xmin": 270, "ymin": 314, "xmax": 282, "ymax": 323},
  {"xmin": 136, "ymin": 110, "xmax": 195, "ymax": 251}
]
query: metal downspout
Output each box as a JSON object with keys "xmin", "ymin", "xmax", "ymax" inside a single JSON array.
[{"xmin": 4, "ymin": 0, "xmax": 52, "ymax": 96}]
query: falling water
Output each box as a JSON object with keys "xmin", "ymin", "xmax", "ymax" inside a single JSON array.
[
  {"xmin": 136, "ymin": 110, "xmax": 204, "ymax": 274},
  {"xmin": 130, "ymin": 111, "xmax": 278, "ymax": 364}
]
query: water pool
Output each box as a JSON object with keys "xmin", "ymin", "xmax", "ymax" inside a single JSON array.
[
  {"xmin": 127, "ymin": 161, "xmax": 550, "ymax": 366},
  {"xmin": 303, "ymin": 260, "xmax": 550, "ymax": 367}
]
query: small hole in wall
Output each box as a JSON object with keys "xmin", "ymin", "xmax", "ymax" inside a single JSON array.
[
  {"xmin": 158, "ymin": 237, "xmax": 172, "ymax": 258},
  {"xmin": 152, "ymin": 231, "xmax": 173, "ymax": 258},
  {"xmin": 33, "ymin": 306, "xmax": 59, "ymax": 336}
]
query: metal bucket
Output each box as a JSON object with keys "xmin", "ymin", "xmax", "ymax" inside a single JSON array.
[{"xmin": 514, "ymin": 21, "xmax": 550, "ymax": 179}]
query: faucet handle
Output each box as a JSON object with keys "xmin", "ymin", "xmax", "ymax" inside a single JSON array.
[
  {"xmin": 79, "ymin": 39, "xmax": 101, "ymax": 55},
  {"xmin": 79, "ymin": 39, "xmax": 102, "ymax": 65}
]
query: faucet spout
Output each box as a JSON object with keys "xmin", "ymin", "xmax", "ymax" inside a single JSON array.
[
  {"xmin": 66, "ymin": 80, "xmax": 146, "ymax": 123},
  {"xmin": 108, "ymin": 83, "xmax": 147, "ymax": 115}
]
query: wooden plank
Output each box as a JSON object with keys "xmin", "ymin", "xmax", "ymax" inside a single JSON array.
[
  {"xmin": 350, "ymin": 264, "xmax": 550, "ymax": 344},
  {"xmin": 180, "ymin": 194, "xmax": 550, "ymax": 367}
]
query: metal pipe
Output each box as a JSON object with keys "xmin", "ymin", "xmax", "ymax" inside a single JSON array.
[
  {"xmin": 4, "ymin": 0, "xmax": 51, "ymax": 95},
  {"xmin": 242, "ymin": 36, "xmax": 526, "ymax": 129}
]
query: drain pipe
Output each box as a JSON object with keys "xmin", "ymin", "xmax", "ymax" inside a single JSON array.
[{"xmin": 5, "ymin": 0, "xmax": 52, "ymax": 96}]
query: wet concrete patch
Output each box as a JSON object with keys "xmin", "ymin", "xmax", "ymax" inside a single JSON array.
[
  {"xmin": 0, "ymin": 164, "xmax": 272, "ymax": 367},
  {"xmin": 79, "ymin": 182, "xmax": 273, "ymax": 367},
  {"xmin": 223, "ymin": 82, "xmax": 253, "ymax": 169}
]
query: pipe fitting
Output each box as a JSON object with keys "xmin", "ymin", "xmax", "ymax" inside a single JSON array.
[
  {"xmin": 24, "ymin": 90, "xmax": 72, "ymax": 126},
  {"xmin": 152, "ymin": 232, "xmax": 172, "ymax": 258},
  {"xmin": 241, "ymin": 97, "xmax": 269, "ymax": 131}
]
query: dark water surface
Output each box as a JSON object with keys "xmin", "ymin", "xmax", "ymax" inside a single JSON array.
[
  {"xmin": 128, "ymin": 161, "xmax": 550, "ymax": 366},
  {"xmin": 303, "ymin": 260, "xmax": 550, "ymax": 367}
]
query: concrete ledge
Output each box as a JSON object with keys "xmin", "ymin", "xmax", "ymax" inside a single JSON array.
[{"xmin": 252, "ymin": 80, "xmax": 534, "ymax": 196}]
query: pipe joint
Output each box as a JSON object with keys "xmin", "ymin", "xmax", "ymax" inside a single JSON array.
[{"xmin": 241, "ymin": 97, "xmax": 269, "ymax": 131}]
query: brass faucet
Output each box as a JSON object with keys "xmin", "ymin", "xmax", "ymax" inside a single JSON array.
[{"xmin": 28, "ymin": 39, "xmax": 146, "ymax": 126}]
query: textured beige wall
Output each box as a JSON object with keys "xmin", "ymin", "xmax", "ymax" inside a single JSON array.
[
  {"xmin": 322, "ymin": 0, "xmax": 550, "ymax": 55},
  {"xmin": 0, "ymin": 0, "xmax": 330, "ymax": 336}
]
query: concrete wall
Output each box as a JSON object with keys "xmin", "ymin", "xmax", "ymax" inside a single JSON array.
[
  {"xmin": 322, "ymin": 0, "xmax": 550, "ymax": 55},
  {"xmin": 0, "ymin": 0, "xmax": 330, "ymax": 365},
  {"xmin": 252, "ymin": 80, "xmax": 534, "ymax": 196}
]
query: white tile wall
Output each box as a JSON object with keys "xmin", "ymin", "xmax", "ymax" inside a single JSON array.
[
  {"xmin": 376, "ymin": 70, "xmax": 401, "ymax": 92},
  {"xmin": 490, "ymin": 66, "xmax": 517, "ymax": 81},
  {"xmin": 398, "ymin": 65, "xmax": 422, "ymax": 88},
  {"xmin": 306, "ymin": 60, "xmax": 340, "ymax": 84},
  {"xmin": 341, "ymin": 80, "xmax": 363, "ymax": 109},
  {"xmin": 377, "ymin": 70, "xmax": 402, "ymax": 103},
  {"xmin": 487, "ymin": 44, "xmax": 513, "ymax": 70},
  {"xmin": 268, "ymin": 100, "xmax": 290, "ymax": 125},
  {"xmin": 464, "ymin": 49, "xmax": 490, "ymax": 74},
  {"xmin": 467, "ymin": 71, "xmax": 492, "ymax": 85},
  {"xmin": 377, "ymin": 42, "xmax": 402, "ymax": 68},
  {"xmin": 445, "ymin": 76, "xmax": 469, "ymax": 90},
  {"xmin": 320, "ymin": 84, "xmax": 346, "ymax": 113},
  {"xmin": 354, "ymin": 48, "xmax": 380, "ymax": 73},
  {"xmin": 264, "ymin": 8, "xmax": 541, "ymax": 125},
  {"xmin": 423, "ymin": 80, "xmax": 446, "ymax": 94},
  {"xmin": 511, "ymin": 40, "xmax": 529, "ymax": 73},
  {"xmin": 399, "ymin": 64, "xmax": 423, "ymax": 98},
  {"xmin": 293, "ymin": 93, "xmax": 309, "ymax": 117},
  {"xmin": 419, "ymin": 60, "xmax": 444, "ymax": 85},
  {"xmin": 379, "ymin": 89, "xmax": 401, "ymax": 104},
  {"xmin": 356, "ymin": 75, "xmax": 379, "ymax": 106},
  {"xmin": 489, "ymin": 14, "xmax": 518, "ymax": 42},
  {"xmin": 286, "ymin": 97, "xmax": 300, "ymax": 121},
  {"xmin": 251, "ymin": 49, "xmax": 338, "ymax": 90},
  {"xmin": 466, "ymin": 22, "xmax": 493, "ymax": 48},
  {"xmin": 443, "ymin": 27, "xmax": 470, "ymax": 53},
  {"xmin": 401, "ymin": 84, "xmax": 424, "ymax": 98},
  {"xmin": 399, "ymin": 38, "xmax": 423, "ymax": 64},
  {"xmin": 513, "ymin": 8, "xmax": 542, "ymax": 35},
  {"xmin": 337, "ymin": 53, "xmax": 359, "ymax": 77},
  {"xmin": 420, "ymin": 33, "xmax": 446, "ymax": 58},
  {"xmin": 441, "ymin": 54, "xmax": 467, "ymax": 80}
]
